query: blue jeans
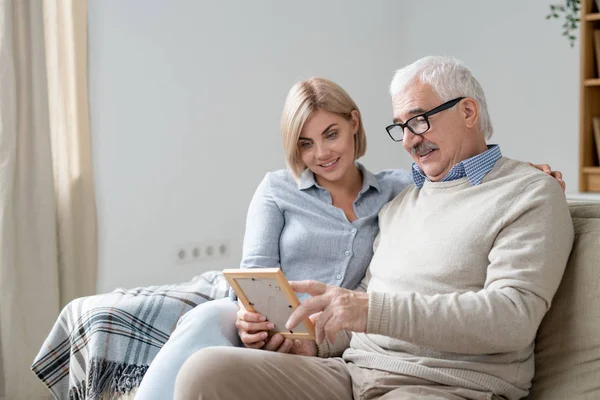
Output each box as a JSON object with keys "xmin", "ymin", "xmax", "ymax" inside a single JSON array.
[{"xmin": 135, "ymin": 298, "xmax": 241, "ymax": 400}]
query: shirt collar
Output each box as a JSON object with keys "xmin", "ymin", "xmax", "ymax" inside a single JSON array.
[
  {"xmin": 297, "ymin": 162, "xmax": 381, "ymax": 193},
  {"xmin": 412, "ymin": 145, "xmax": 502, "ymax": 188}
]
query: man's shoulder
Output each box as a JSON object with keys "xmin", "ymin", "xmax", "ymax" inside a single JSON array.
[
  {"xmin": 378, "ymin": 180, "xmax": 418, "ymax": 217},
  {"xmin": 487, "ymin": 157, "xmax": 566, "ymax": 208},
  {"xmin": 487, "ymin": 157, "xmax": 556, "ymax": 187}
]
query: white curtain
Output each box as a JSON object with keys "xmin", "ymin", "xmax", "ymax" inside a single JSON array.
[{"xmin": 0, "ymin": 0, "xmax": 96, "ymax": 398}]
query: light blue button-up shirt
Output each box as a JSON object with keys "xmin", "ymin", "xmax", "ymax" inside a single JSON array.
[
  {"xmin": 240, "ymin": 163, "xmax": 412, "ymax": 300},
  {"xmin": 412, "ymin": 145, "xmax": 502, "ymax": 188}
]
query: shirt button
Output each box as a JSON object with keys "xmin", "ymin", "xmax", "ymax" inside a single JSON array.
[
  {"xmin": 336, "ymin": 274, "xmax": 342, "ymax": 280},
  {"xmin": 351, "ymin": 228, "xmax": 357, "ymax": 234},
  {"xmin": 344, "ymin": 251, "xmax": 351, "ymax": 256}
]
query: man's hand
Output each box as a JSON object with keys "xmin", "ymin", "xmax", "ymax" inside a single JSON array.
[
  {"xmin": 286, "ymin": 280, "xmax": 369, "ymax": 345},
  {"xmin": 529, "ymin": 163, "xmax": 565, "ymax": 192}
]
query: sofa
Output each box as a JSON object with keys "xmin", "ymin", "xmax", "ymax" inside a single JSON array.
[
  {"xmin": 65, "ymin": 203, "xmax": 600, "ymax": 399},
  {"xmin": 527, "ymin": 201, "xmax": 600, "ymax": 399}
]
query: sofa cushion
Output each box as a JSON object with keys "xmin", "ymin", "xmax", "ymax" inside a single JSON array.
[
  {"xmin": 568, "ymin": 202, "xmax": 600, "ymax": 219},
  {"xmin": 528, "ymin": 204, "xmax": 600, "ymax": 399}
]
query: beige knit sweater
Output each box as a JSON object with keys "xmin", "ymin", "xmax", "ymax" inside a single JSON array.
[{"xmin": 320, "ymin": 157, "xmax": 574, "ymax": 400}]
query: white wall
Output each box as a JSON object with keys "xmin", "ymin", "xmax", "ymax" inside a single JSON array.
[{"xmin": 88, "ymin": 0, "xmax": 578, "ymax": 293}]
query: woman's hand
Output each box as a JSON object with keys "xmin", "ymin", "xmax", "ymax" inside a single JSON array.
[
  {"xmin": 262, "ymin": 334, "xmax": 318, "ymax": 357},
  {"xmin": 529, "ymin": 163, "xmax": 565, "ymax": 192},
  {"xmin": 235, "ymin": 302, "xmax": 274, "ymax": 349}
]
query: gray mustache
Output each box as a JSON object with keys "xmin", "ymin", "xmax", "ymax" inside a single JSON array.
[{"xmin": 411, "ymin": 141, "xmax": 439, "ymax": 156}]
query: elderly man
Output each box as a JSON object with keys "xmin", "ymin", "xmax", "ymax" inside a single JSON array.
[{"xmin": 174, "ymin": 56, "xmax": 573, "ymax": 400}]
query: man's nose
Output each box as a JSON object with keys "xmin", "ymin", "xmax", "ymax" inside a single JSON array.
[{"xmin": 403, "ymin": 129, "xmax": 424, "ymax": 152}]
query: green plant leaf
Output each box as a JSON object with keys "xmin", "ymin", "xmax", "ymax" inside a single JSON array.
[{"xmin": 547, "ymin": 0, "xmax": 580, "ymax": 47}]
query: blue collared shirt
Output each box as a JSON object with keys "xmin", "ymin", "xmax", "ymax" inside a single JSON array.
[
  {"xmin": 412, "ymin": 145, "xmax": 502, "ymax": 188},
  {"xmin": 239, "ymin": 163, "xmax": 412, "ymax": 300}
]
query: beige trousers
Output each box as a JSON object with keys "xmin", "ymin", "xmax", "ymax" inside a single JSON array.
[{"xmin": 174, "ymin": 347, "xmax": 500, "ymax": 400}]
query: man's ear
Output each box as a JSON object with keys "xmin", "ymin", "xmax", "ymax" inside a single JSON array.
[{"xmin": 461, "ymin": 98, "xmax": 479, "ymax": 129}]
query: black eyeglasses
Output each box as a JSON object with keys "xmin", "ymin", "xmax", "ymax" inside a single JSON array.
[{"xmin": 385, "ymin": 97, "xmax": 465, "ymax": 142}]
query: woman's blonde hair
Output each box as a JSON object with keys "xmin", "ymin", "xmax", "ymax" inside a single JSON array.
[{"xmin": 280, "ymin": 77, "xmax": 367, "ymax": 179}]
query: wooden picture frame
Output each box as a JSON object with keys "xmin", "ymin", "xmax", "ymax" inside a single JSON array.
[{"xmin": 223, "ymin": 268, "xmax": 315, "ymax": 340}]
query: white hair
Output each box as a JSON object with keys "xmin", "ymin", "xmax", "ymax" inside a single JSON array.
[{"xmin": 389, "ymin": 56, "xmax": 493, "ymax": 140}]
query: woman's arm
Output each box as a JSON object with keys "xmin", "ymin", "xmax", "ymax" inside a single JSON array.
[
  {"xmin": 236, "ymin": 173, "xmax": 286, "ymax": 348},
  {"xmin": 240, "ymin": 173, "xmax": 285, "ymax": 270}
]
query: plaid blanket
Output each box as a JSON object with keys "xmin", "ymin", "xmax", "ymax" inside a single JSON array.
[{"xmin": 31, "ymin": 271, "xmax": 230, "ymax": 400}]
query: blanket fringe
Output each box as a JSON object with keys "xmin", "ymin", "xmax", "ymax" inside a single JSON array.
[{"xmin": 69, "ymin": 358, "xmax": 148, "ymax": 400}]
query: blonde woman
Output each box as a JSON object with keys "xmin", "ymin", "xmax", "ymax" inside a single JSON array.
[{"xmin": 135, "ymin": 78, "xmax": 563, "ymax": 399}]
